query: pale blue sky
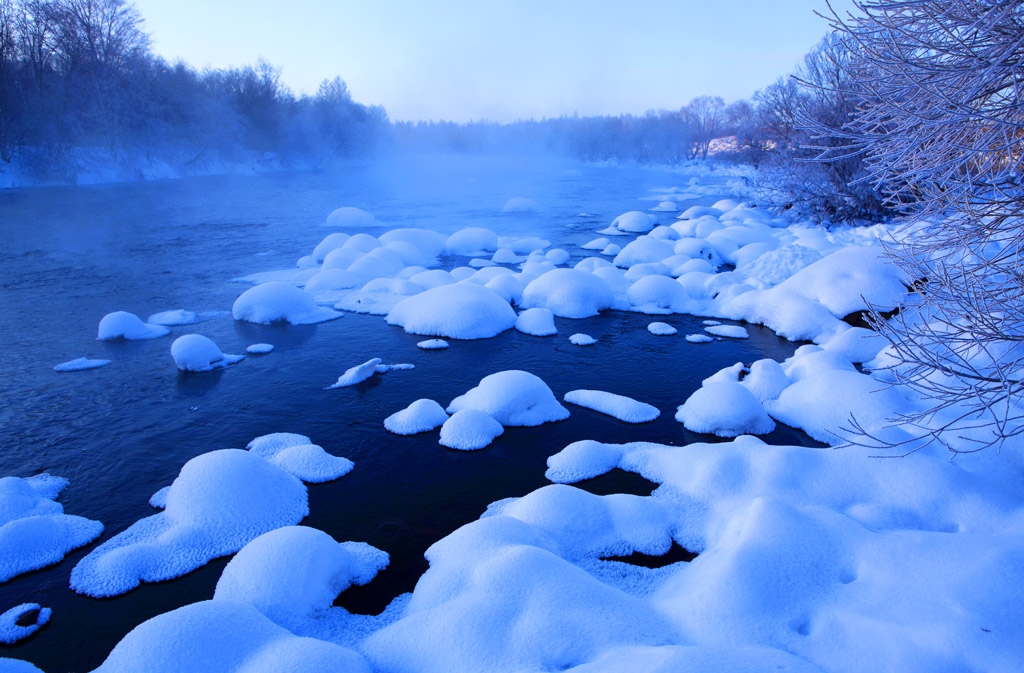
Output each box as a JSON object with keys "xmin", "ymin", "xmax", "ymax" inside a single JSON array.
[{"xmin": 132, "ymin": 0, "xmax": 853, "ymax": 123}]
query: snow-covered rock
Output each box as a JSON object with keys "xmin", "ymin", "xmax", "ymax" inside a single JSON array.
[
  {"xmin": 515, "ymin": 308, "xmax": 557, "ymax": 336},
  {"xmin": 675, "ymin": 382, "xmax": 776, "ymax": 437},
  {"xmin": 385, "ymin": 399, "xmax": 450, "ymax": 435},
  {"xmin": 325, "ymin": 206, "xmax": 375, "ymax": 228},
  {"xmin": 387, "ymin": 283, "xmax": 516, "ymax": 339},
  {"xmin": 97, "ymin": 311, "xmax": 170, "ymax": 340},
  {"xmin": 439, "ymin": 410, "xmax": 505, "ymax": 450},
  {"xmin": 233, "ymin": 282, "xmax": 340, "ymax": 325},
  {"xmin": 171, "ymin": 335, "xmax": 244, "ymax": 372},
  {"xmin": 520, "ymin": 269, "xmax": 614, "ymax": 319},
  {"xmin": 448, "ymin": 370, "xmax": 569, "ymax": 427}
]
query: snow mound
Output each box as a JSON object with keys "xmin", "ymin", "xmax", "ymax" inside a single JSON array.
[
  {"xmin": 325, "ymin": 206, "xmax": 375, "ymax": 228},
  {"xmin": 311, "ymin": 233, "xmax": 351, "ymax": 262},
  {"xmin": 628, "ymin": 276, "xmax": 691, "ymax": 314},
  {"xmin": 171, "ymin": 335, "xmax": 244, "ymax": 372},
  {"xmin": 502, "ymin": 197, "xmax": 537, "ymax": 213},
  {"xmin": 147, "ymin": 309, "xmax": 197, "ymax": 326},
  {"xmin": 246, "ymin": 433, "xmax": 353, "ymax": 483},
  {"xmin": 387, "ymin": 283, "xmax": 516, "ymax": 340},
  {"xmin": 704, "ymin": 324, "xmax": 749, "ymax": 339},
  {"xmin": 675, "ymin": 382, "xmax": 776, "ymax": 437},
  {"xmin": 247, "ymin": 343, "xmax": 274, "ymax": 355},
  {"xmin": 647, "ymin": 322, "xmax": 677, "ymax": 336},
  {"xmin": 91, "ymin": 600, "xmax": 371, "ymax": 673},
  {"xmin": 385, "ymin": 399, "xmax": 449, "ymax": 435},
  {"xmin": 439, "ymin": 409, "xmax": 505, "ymax": 450},
  {"xmin": 97, "ymin": 311, "xmax": 170, "ymax": 340},
  {"xmin": 233, "ymin": 282, "xmax": 340, "ymax": 325},
  {"xmin": 612, "ymin": 211, "xmax": 656, "ymax": 233},
  {"xmin": 0, "ymin": 474, "xmax": 104, "ymax": 583},
  {"xmin": 53, "ymin": 357, "xmax": 110, "ymax": 372},
  {"xmin": 446, "ymin": 228, "xmax": 498, "ymax": 256},
  {"xmin": 214, "ymin": 526, "xmax": 387, "ymax": 629},
  {"xmin": 515, "ymin": 308, "xmax": 557, "ymax": 336},
  {"xmin": 613, "ymin": 237, "xmax": 674, "ymax": 267},
  {"xmin": 448, "ymin": 370, "xmax": 569, "ymax": 427},
  {"xmin": 564, "ymin": 390, "xmax": 660, "ymax": 423},
  {"xmin": 70, "ymin": 449, "xmax": 309, "ymax": 597},
  {"xmin": 582, "ymin": 237, "xmax": 610, "ymax": 250},
  {"xmin": 0, "ymin": 604, "xmax": 51, "ymax": 644},
  {"xmin": 326, "ymin": 358, "xmax": 383, "ymax": 388},
  {"xmin": 379, "ymin": 228, "xmax": 448, "ymax": 259},
  {"xmin": 650, "ymin": 201, "xmax": 678, "ymax": 212},
  {"xmin": 570, "ymin": 333, "xmax": 597, "ymax": 346},
  {"xmin": 685, "ymin": 334, "xmax": 714, "ymax": 343},
  {"xmin": 520, "ymin": 269, "xmax": 613, "ymax": 319},
  {"xmin": 417, "ymin": 339, "xmax": 449, "ymax": 350}
]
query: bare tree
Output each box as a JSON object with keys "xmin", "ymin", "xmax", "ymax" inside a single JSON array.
[
  {"xmin": 682, "ymin": 95, "xmax": 725, "ymax": 159},
  {"xmin": 818, "ymin": 0, "xmax": 1024, "ymax": 454}
]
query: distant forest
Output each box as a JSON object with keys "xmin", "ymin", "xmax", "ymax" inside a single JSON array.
[{"xmin": 0, "ymin": 0, "xmax": 880, "ymax": 219}]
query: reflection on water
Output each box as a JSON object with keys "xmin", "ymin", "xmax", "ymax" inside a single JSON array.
[{"xmin": 0, "ymin": 156, "xmax": 818, "ymax": 672}]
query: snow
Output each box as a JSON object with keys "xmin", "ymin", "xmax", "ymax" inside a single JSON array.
[
  {"xmin": 0, "ymin": 658, "xmax": 44, "ymax": 672},
  {"xmin": 502, "ymin": 197, "xmax": 537, "ymax": 213},
  {"xmin": 0, "ymin": 604, "xmax": 51, "ymax": 644},
  {"xmin": 325, "ymin": 206, "xmax": 375, "ymax": 228},
  {"xmin": 446, "ymin": 227, "xmax": 498, "ymax": 256},
  {"xmin": 613, "ymin": 237, "xmax": 675, "ymax": 267},
  {"xmin": 515, "ymin": 308, "xmax": 557, "ymax": 336},
  {"xmin": 325, "ymin": 358, "xmax": 383, "ymax": 388},
  {"xmin": 379, "ymin": 228, "xmax": 448, "ymax": 258},
  {"xmin": 448, "ymin": 370, "xmax": 569, "ymax": 427},
  {"xmin": 0, "ymin": 474, "xmax": 104, "ymax": 583},
  {"xmin": 627, "ymin": 275, "xmax": 692, "ymax": 314},
  {"xmin": 385, "ymin": 399, "xmax": 450, "ymax": 435},
  {"xmin": 96, "ymin": 311, "xmax": 170, "ymax": 340},
  {"xmin": 675, "ymin": 382, "xmax": 776, "ymax": 437},
  {"xmin": 611, "ymin": 210, "xmax": 656, "ymax": 233},
  {"xmin": 147, "ymin": 309, "xmax": 197, "ymax": 326},
  {"xmin": 171, "ymin": 335, "xmax": 244, "ymax": 372},
  {"xmin": 247, "ymin": 343, "xmax": 275, "ymax": 355},
  {"xmin": 570, "ymin": 333, "xmax": 597, "ymax": 346},
  {"xmin": 582, "ymin": 237, "xmax": 610, "ymax": 250},
  {"xmin": 416, "ymin": 339, "xmax": 449, "ymax": 350},
  {"xmin": 213, "ymin": 526, "xmax": 387, "ymax": 629},
  {"xmin": 69, "ymin": 449, "xmax": 312, "ymax": 597},
  {"xmin": 704, "ymin": 324, "xmax": 749, "ymax": 339},
  {"xmin": 685, "ymin": 334, "xmax": 714, "ymax": 343},
  {"xmin": 91, "ymin": 600, "xmax": 372, "ymax": 673},
  {"xmin": 564, "ymin": 390, "xmax": 660, "ymax": 423},
  {"xmin": 233, "ymin": 282, "xmax": 341, "ymax": 325},
  {"xmin": 520, "ymin": 269, "xmax": 614, "ymax": 319},
  {"xmin": 439, "ymin": 409, "xmax": 506, "ymax": 450},
  {"xmin": 246, "ymin": 433, "xmax": 354, "ymax": 483},
  {"xmin": 650, "ymin": 201, "xmax": 678, "ymax": 212},
  {"xmin": 387, "ymin": 283, "xmax": 515, "ymax": 339},
  {"xmin": 647, "ymin": 322, "xmax": 677, "ymax": 336},
  {"xmin": 53, "ymin": 357, "xmax": 110, "ymax": 372}
]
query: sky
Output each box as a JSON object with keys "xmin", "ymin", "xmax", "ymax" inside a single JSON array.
[{"xmin": 132, "ymin": 0, "xmax": 855, "ymax": 123}]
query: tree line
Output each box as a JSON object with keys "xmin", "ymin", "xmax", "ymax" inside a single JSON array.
[{"xmin": 0, "ymin": 0, "xmax": 389, "ymax": 180}]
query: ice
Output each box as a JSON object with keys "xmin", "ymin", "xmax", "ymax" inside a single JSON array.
[
  {"xmin": 246, "ymin": 343, "xmax": 274, "ymax": 355},
  {"xmin": 246, "ymin": 433, "xmax": 354, "ymax": 483},
  {"xmin": 325, "ymin": 206, "xmax": 375, "ymax": 228},
  {"xmin": 564, "ymin": 390, "xmax": 660, "ymax": 423},
  {"xmin": 91, "ymin": 600, "xmax": 372, "ymax": 673},
  {"xmin": 416, "ymin": 339, "xmax": 449, "ymax": 350},
  {"xmin": 439, "ymin": 409, "xmax": 505, "ymax": 450},
  {"xmin": 232, "ymin": 282, "xmax": 341, "ymax": 325},
  {"xmin": 0, "ymin": 604, "xmax": 51, "ymax": 644},
  {"xmin": 385, "ymin": 399, "xmax": 449, "ymax": 435},
  {"xmin": 0, "ymin": 474, "xmax": 104, "ymax": 583},
  {"xmin": 147, "ymin": 309, "xmax": 197, "ymax": 326},
  {"xmin": 70, "ymin": 449, "xmax": 311, "ymax": 597},
  {"xmin": 515, "ymin": 308, "xmax": 557, "ymax": 336},
  {"xmin": 448, "ymin": 370, "xmax": 569, "ymax": 427},
  {"xmin": 502, "ymin": 197, "xmax": 537, "ymax": 212},
  {"xmin": 685, "ymin": 334, "xmax": 714, "ymax": 343},
  {"xmin": 675, "ymin": 382, "xmax": 776, "ymax": 437},
  {"xmin": 570, "ymin": 333, "xmax": 597, "ymax": 346},
  {"xmin": 611, "ymin": 210, "xmax": 656, "ymax": 233},
  {"xmin": 213, "ymin": 526, "xmax": 387, "ymax": 630},
  {"xmin": 704, "ymin": 324, "xmax": 749, "ymax": 339},
  {"xmin": 520, "ymin": 269, "xmax": 614, "ymax": 318},
  {"xmin": 171, "ymin": 335, "xmax": 244, "ymax": 372},
  {"xmin": 647, "ymin": 322, "xmax": 677, "ymax": 336},
  {"xmin": 387, "ymin": 283, "xmax": 516, "ymax": 339},
  {"xmin": 612, "ymin": 237, "xmax": 674, "ymax": 268},
  {"xmin": 446, "ymin": 227, "xmax": 498, "ymax": 256},
  {"xmin": 53, "ymin": 357, "xmax": 110, "ymax": 372},
  {"xmin": 325, "ymin": 358, "xmax": 383, "ymax": 389},
  {"xmin": 96, "ymin": 311, "xmax": 170, "ymax": 340}
]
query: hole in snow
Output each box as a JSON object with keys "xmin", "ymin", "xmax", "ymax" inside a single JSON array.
[
  {"xmin": 601, "ymin": 542, "xmax": 697, "ymax": 567},
  {"xmin": 570, "ymin": 468, "xmax": 659, "ymax": 497}
]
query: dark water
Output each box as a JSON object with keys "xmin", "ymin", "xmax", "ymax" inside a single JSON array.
[{"xmin": 0, "ymin": 155, "xmax": 817, "ymax": 672}]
